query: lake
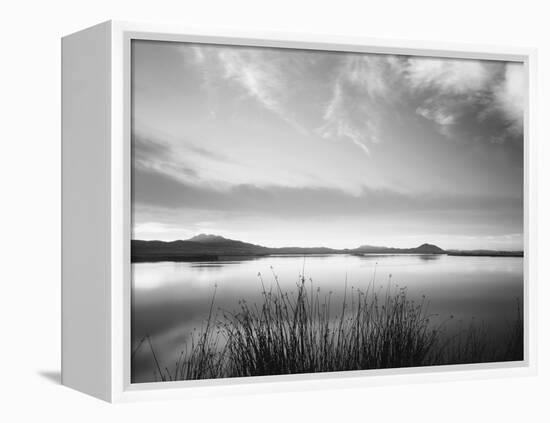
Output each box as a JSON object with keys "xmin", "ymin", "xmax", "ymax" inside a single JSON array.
[{"xmin": 131, "ymin": 254, "xmax": 523, "ymax": 383}]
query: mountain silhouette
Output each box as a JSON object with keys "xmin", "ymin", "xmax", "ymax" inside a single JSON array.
[
  {"xmin": 355, "ymin": 242, "xmax": 445, "ymax": 254},
  {"xmin": 188, "ymin": 233, "xmax": 231, "ymax": 243},
  {"xmin": 415, "ymin": 243, "xmax": 446, "ymax": 254},
  {"xmin": 131, "ymin": 234, "xmax": 521, "ymax": 262}
]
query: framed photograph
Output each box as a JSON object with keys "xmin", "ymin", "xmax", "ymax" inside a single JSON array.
[{"xmin": 61, "ymin": 21, "xmax": 537, "ymax": 402}]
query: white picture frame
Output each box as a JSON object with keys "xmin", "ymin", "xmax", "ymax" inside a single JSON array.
[{"xmin": 61, "ymin": 20, "xmax": 537, "ymax": 403}]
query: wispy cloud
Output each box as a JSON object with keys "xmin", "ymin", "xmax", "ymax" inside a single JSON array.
[
  {"xmin": 187, "ymin": 43, "xmax": 525, "ymax": 153},
  {"xmin": 415, "ymin": 104, "xmax": 456, "ymax": 137},
  {"xmin": 406, "ymin": 58, "xmax": 492, "ymax": 137},
  {"xmin": 219, "ymin": 50, "xmax": 285, "ymax": 115},
  {"xmin": 190, "ymin": 46, "xmax": 309, "ymax": 133},
  {"xmin": 319, "ymin": 83, "xmax": 374, "ymax": 155},
  {"xmin": 491, "ymin": 62, "xmax": 525, "ymax": 136},
  {"xmin": 406, "ymin": 57, "xmax": 492, "ymax": 94},
  {"xmin": 132, "ymin": 131, "xmax": 231, "ymax": 184},
  {"xmin": 318, "ymin": 55, "xmax": 403, "ymax": 155},
  {"xmin": 132, "ymin": 133, "xmax": 196, "ymax": 178},
  {"xmin": 406, "ymin": 57, "xmax": 524, "ymax": 143},
  {"xmin": 134, "ymin": 165, "xmax": 522, "ymax": 220},
  {"xmin": 318, "ymin": 55, "xmax": 525, "ymax": 153},
  {"xmin": 416, "ymin": 106, "xmax": 456, "ymax": 125}
]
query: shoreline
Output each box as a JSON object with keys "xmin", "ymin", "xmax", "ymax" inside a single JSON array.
[{"xmin": 131, "ymin": 251, "xmax": 524, "ymax": 263}]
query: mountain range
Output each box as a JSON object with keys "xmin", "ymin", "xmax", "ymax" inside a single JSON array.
[{"xmin": 131, "ymin": 234, "xmax": 522, "ymax": 262}]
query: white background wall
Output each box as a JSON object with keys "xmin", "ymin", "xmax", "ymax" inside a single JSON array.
[{"xmin": 0, "ymin": 0, "xmax": 548, "ymax": 421}]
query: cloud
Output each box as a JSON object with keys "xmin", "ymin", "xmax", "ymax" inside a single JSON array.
[
  {"xmin": 416, "ymin": 106, "xmax": 455, "ymax": 126},
  {"xmin": 187, "ymin": 43, "xmax": 525, "ymax": 153},
  {"xmin": 219, "ymin": 50, "xmax": 284, "ymax": 114},
  {"xmin": 190, "ymin": 45, "xmax": 406, "ymax": 153},
  {"xmin": 319, "ymin": 83, "xmax": 374, "ymax": 155},
  {"xmin": 133, "ymin": 165, "xmax": 522, "ymax": 220},
  {"xmin": 406, "ymin": 57, "xmax": 524, "ymax": 143},
  {"xmin": 132, "ymin": 132, "xmax": 174, "ymax": 164},
  {"xmin": 189, "ymin": 45, "xmax": 309, "ymax": 133},
  {"xmin": 414, "ymin": 103, "xmax": 458, "ymax": 137},
  {"xmin": 132, "ymin": 131, "xmax": 231, "ymax": 183},
  {"xmin": 132, "ymin": 133, "xmax": 196, "ymax": 177},
  {"xmin": 319, "ymin": 55, "xmax": 525, "ymax": 153},
  {"xmin": 406, "ymin": 57, "xmax": 492, "ymax": 94},
  {"xmin": 406, "ymin": 58, "xmax": 493, "ymax": 135},
  {"xmin": 345, "ymin": 55, "xmax": 400, "ymax": 97},
  {"xmin": 492, "ymin": 62, "xmax": 524, "ymax": 136},
  {"xmin": 319, "ymin": 55, "xmax": 403, "ymax": 154}
]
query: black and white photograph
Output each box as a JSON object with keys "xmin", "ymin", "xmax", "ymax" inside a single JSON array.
[
  {"xmin": 6, "ymin": 0, "xmax": 550, "ymax": 419},
  {"xmin": 130, "ymin": 40, "xmax": 525, "ymax": 383}
]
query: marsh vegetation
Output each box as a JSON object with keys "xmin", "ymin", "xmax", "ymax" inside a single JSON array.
[{"xmin": 135, "ymin": 268, "xmax": 523, "ymax": 382}]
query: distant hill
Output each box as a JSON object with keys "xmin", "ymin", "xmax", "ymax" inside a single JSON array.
[
  {"xmin": 187, "ymin": 234, "xmax": 233, "ymax": 243},
  {"xmin": 415, "ymin": 243, "xmax": 446, "ymax": 254},
  {"xmin": 355, "ymin": 243, "xmax": 445, "ymax": 254},
  {"xmin": 131, "ymin": 234, "xmax": 270, "ymax": 262},
  {"xmin": 131, "ymin": 234, "xmax": 521, "ymax": 262}
]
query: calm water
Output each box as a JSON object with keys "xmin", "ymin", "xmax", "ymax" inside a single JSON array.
[{"xmin": 131, "ymin": 254, "xmax": 523, "ymax": 382}]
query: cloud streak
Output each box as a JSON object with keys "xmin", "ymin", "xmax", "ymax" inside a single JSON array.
[
  {"xmin": 186, "ymin": 43, "xmax": 525, "ymax": 154},
  {"xmin": 492, "ymin": 62, "xmax": 525, "ymax": 136},
  {"xmin": 190, "ymin": 45, "xmax": 312, "ymax": 133},
  {"xmin": 133, "ymin": 166, "xmax": 522, "ymax": 220},
  {"xmin": 318, "ymin": 55, "xmax": 404, "ymax": 154},
  {"xmin": 406, "ymin": 57, "xmax": 492, "ymax": 94},
  {"xmin": 132, "ymin": 131, "xmax": 232, "ymax": 183},
  {"xmin": 318, "ymin": 54, "xmax": 525, "ymax": 156},
  {"xmin": 406, "ymin": 57, "xmax": 523, "ymax": 142}
]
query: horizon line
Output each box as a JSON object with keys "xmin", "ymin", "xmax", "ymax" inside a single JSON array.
[{"xmin": 130, "ymin": 233, "xmax": 524, "ymax": 253}]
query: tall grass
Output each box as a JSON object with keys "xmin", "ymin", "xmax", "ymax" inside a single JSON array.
[{"xmin": 138, "ymin": 271, "xmax": 523, "ymax": 381}]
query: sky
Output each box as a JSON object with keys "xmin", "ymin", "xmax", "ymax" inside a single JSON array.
[{"xmin": 131, "ymin": 40, "xmax": 524, "ymax": 250}]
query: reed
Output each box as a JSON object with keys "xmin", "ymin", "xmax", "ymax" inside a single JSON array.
[{"xmin": 140, "ymin": 271, "xmax": 523, "ymax": 381}]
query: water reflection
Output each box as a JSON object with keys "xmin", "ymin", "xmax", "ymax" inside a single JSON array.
[
  {"xmin": 131, "ymin": 254, "xmax": 523, "ymax": 382},
  {"xmin": 417, "ymin": 254, "xmax": 443, "ymax": 262}
]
